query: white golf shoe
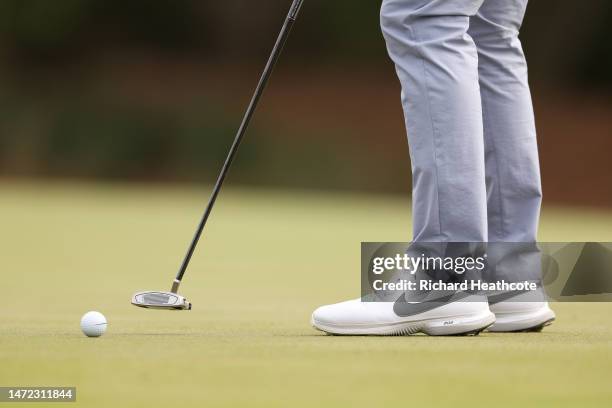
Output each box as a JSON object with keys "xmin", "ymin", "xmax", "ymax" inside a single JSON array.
[
  {"xmin": 311, "ymin": 294, "xmax": 495, "ymax": 336},
  {"xmin": 487, "ymin": 291, "xmax": 556, "ymax": 332}
]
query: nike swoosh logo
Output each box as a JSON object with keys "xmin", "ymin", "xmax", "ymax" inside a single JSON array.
[{"xmin": 393, "ymin": 291, "xmax": 472, "ymax": 317}]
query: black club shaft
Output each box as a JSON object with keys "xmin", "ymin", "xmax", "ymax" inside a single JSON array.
[{"xmin": 171, "ymin": 0, "xmax": 305, "ymax": 293}]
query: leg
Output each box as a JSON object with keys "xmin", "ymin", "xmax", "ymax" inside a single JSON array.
[
  {"xmin": 380, "ymin": 0, "xmax": 487, "ymax": 242},
  {"xmin": 310, "ymin": 0, "xmax": 497, "ymax": 336},
  {"xmin": 468, "ymin": 0, "xmax": 542, "ymax": 242},
  {"xmin": 469, "ymin": 2, "xmax": 554, "ymax": 332}
]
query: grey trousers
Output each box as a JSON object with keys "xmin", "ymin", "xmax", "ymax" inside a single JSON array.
[{"xmin": 381, "ymin": 0, "xmax": 542, "ymax": 243}]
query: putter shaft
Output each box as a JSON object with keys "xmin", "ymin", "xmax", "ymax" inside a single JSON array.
[{"xmin": 172, "ymin": 0, "xmax": 304, "ymax": 293}]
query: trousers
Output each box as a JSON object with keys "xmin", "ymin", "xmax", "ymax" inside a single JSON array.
[{"xmin": 381, "ymin": 0, "xmax": 542, "ymax": 242}]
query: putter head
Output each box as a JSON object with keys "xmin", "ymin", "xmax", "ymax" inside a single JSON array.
[{"xmin": 131, "ymin": 291, "xmax": 192, "ymax": 310}]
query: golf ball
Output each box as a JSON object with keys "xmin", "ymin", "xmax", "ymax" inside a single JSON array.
[{"xmin": 80, "ymin": 311, "xmax": 107, "ymax": 337}]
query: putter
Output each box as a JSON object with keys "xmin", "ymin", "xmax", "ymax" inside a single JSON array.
[{"xmin": 131, "ymin": 0, "xmax": 305, "ymax": 310}]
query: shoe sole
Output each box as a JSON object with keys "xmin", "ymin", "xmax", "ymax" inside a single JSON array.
[
  {"xmin": 311, "ymin": 310, "xmax": 496, "ymax": 336},
  {"xmin": 487, "ymin": 306, "xmax": 556, "ymax": 333}
]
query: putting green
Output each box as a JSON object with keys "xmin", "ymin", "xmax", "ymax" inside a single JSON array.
[{"xmin": 1, "ymin": 181, "xmax": 612, "ymax": 407}]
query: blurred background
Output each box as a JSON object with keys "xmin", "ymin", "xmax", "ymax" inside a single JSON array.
[
  {"xmin": 1, "ymin": 4, "xmax": 612, "ymax": 405},
  {"xmin": 0, "ymin": 0, "xmax": 610, "ymax": 206}
]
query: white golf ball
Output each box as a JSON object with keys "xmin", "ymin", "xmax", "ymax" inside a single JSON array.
[{"xmin": 80, "ymin": 311, "xmax": 107, "ymax": 337}]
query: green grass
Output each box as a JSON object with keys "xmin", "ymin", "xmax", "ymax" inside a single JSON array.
[{"xmin": 1, "ymin": 180, "xmax": 612, "ymax": 407}]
